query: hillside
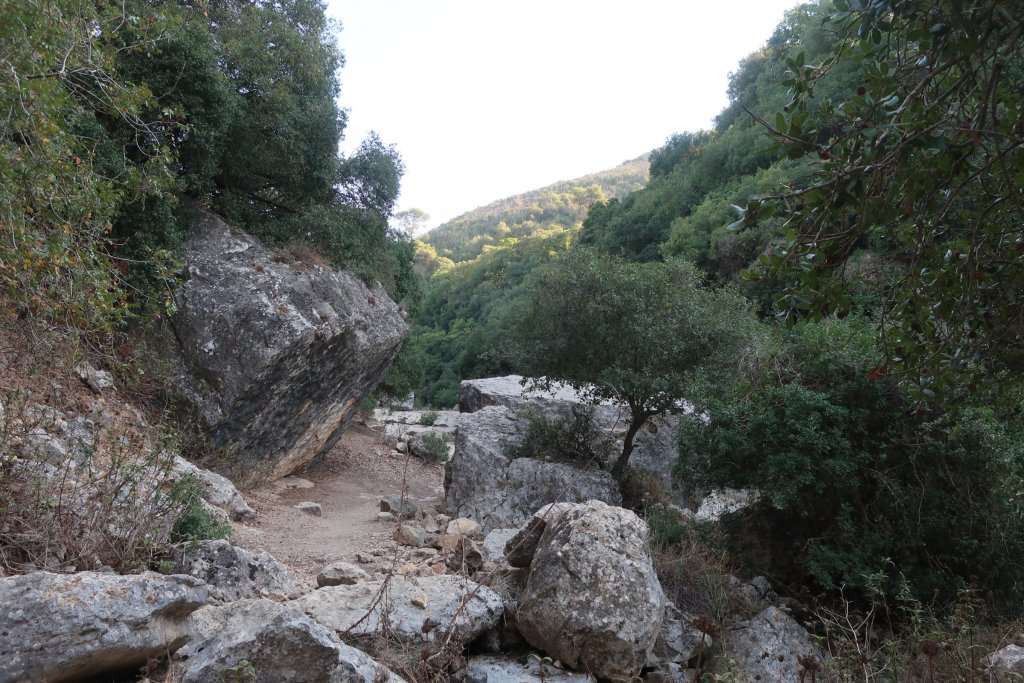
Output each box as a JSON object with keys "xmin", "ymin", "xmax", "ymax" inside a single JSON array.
[{"xmin": 420, "ymin": 157, "xmax": 650, "ymax": 265}]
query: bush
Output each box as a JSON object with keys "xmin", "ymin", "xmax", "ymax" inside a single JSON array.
[
  {"xmin": 679, "ymin": 315, "xmax": 1024, "ymax": 609},
  {"xmin": 417, "ymin": 433, "xmax": 450, "ymax": 462},
  {"xmin": 169, "ymin": 475, "xmax": 232, "ymax": 545},
  {"xmin": 505, "ymin": 406, "xmax": 612, "ymax": 468},
  {"xmin": 418, "ymin": 411, "xmax": 439, "ymax": 427}
]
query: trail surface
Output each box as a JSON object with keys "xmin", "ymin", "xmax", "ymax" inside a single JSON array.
[{"xmin": 230, "ymin": 425, "xmax": 445, "ymax": 589}]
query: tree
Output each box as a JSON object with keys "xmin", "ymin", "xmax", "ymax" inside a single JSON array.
[
  {"xmin": 511, "ymin": 248, "xmax": 757, "ymax": 480},
  {"xmin": 392, "ymin": 208, "xmax": 431, "ymax": 237},
  {"xmin": 742, "ymin": 0, "xmax": 1024, "ymax": 400}
]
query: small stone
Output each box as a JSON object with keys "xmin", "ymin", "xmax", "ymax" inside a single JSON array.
[
  {"xmin": 379, "ymin": 496, "xmax": 417, "ymax": 519},
  {"xmin": 317, "ymin": 562, "xmax": 369, "ymax": 588},
  {"xmin": 410, "ymin": 547, "xmax": 438, "ymax": 561},
  {"xmin": 431, "ymin": 563, "xmax": 446, "ymax": 575},
  {"xmin": 411, "ymin": 595, "xmax": 427, "ymax": 609},
  {"xmin": 447, "ymin": 517, "xmax": 481, "ymax": 536},
  {"xmin": 429, "ymin": 533, "xmax": 463, "ymax": 551},
  {"xmin": 274, "ymin": 476, "xmax": 314, "ymax": 490},
  {"xmin": 75, "ymin": 362, "xmax": 115, "ymax": 393},
  {"xmin": 396, "ymin": 441, "xmax": 408, "ymax": 453},
  {"xmin": 395, "ymin": 523, "xmax": 427, "ymax": 547},
  {"xmin": 377, "ymin": 512, "xmax": 395, "ymax": 522},
  {"xmin": 355, "ymin": 553, "xmax": 375, "ymax": 564},
  {"xmin": 295, "ymin": 501, "xmax": 323, "ymax": 517},
  {"xmin": 397, "ymin": 563, "xmax": 418, "ymax": 575}
]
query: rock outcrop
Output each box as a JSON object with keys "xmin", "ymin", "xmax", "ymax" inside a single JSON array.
[
  {"xmin": 444, "ymin": 406, "xmax": 621, "ymax": 533},
  {"xmin": 176, "ymin": 599, "xmax": 404, "ymax": 683},
  {"xmin": 170, "ymin": 211, "xmax": 407, "ymax": 487},
  {"xmin": 292, "ymin": 575, "xmax": 503, "ymax": 656},
  {"xmin": 728, "ymin": 606, "xmax": 826, "ymax": 682},
  {"xmin": 515, "ymin": 501, "xmax": 665, "ymax": 680},
  {"xmin": 0, "ymin": 571, "xmax": 208, "ymax": 683},
  {"xmin": 170, "ymin": 539, "xmax": 302, "ymax": 602},
  {"xmin": 458, "ymin": 376, "xmax": 684, "ymax": 500},
  {"xmin": 465, "ymin": 655, "xmax": 596, "ymax": 683}
]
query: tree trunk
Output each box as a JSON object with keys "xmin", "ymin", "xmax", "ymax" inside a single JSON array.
[{"xmin": 611, "ymin": 417, "xmax": 645, "ymax": 481}]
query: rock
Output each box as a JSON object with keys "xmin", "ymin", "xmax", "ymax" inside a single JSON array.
[
  {"xmin": 396, "ymin": 440, "xmax": 408, "ymax": 453},
  {"xmin": 517, "ymin": 501, "xmax": 665, "ymax": 680},
  {"xmin": 75, "ymin": 362, "xmax": 115, "ymax": 393},
  {"xmin": 481, "ymin": 528, "xmax": 518, "ymax": 563},
  {"xmin": 170, "ymin": 539, "xmax": 301, "ymax": 602},
  {"xmin": 694, "ymin": 488, "xmax": 760, "ymax": 522},
  {"xmin": 292, "ymin": 575, "xmax": 503, "ymax": 655},
  {"xmin": 295, "ymin": 501, "xmax": 323, "ymax": 517},
  {"xmin": 985, "ymin": 644, "xmax": 1024, "ymax": 681},
  {"xmin": 649, "ymin": 601, "xmax": 712, "ymax": 667},
  {"xmin": 728, "ymin": 607, "xmax": 827, "ymax": 683},
  {"xmin": 458, "ymin": 376, "xmax": 685, "ymax": 500},
  {"xmin": 395, "ymin": 523, "xmax": 428, "ymax": 547},
  {"xmin": 465, "ymin": 655, "xmax": 596, "ymax": 683},
  {"xmin": 644, "ymin": 664, "xmax": 697, "ymax": 683},
  {"xmin": 274, "ymin": 476, "xmax": 315, "ymax": 490},
  {"xmin": 503, "ymin": 502, "xmax": 574, "ymax": 568},
  {"xmin": 168, "ymin": 210, "xmax": 407, "ymax": 488},
  {"xmin": 317, "ymin": 562, "xmax": 369, "ymax": 587},
  {"xmin": 0, "ymin": 571, "xmax": 208, "ymax": 683},
  {"xmin": 176, "ymin": 599, "xmax": 404, "ymax": 683},
  {"xmin": 377, "ymin": 511, "xmax": 395, "ymax": 522},
  {"xmin": 380, "ymin": 496, "xmax": 417, "ymax": 519},
  {"xmin": 172, "ymin": 455, "xmax": 255, "ymax": 521},
  {"xmin": 447, "ymin": 517, "xmax": 481, "ymax": 536},
  {"xmin": 445, "ymin": 406, "xmax": 621, "ymax": 532},
  {"xmin": 430, "ymin": 533, "xmax": 464, "ymax": 551},
  {"xmin": 445, "ymin": 537, "xmax": 485, "ymax": 572}
]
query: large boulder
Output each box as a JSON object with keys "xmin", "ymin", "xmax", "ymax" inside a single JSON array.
[
  {"xmin": 516, "ymin": 501, "xmax": 665, "ymax": 680},
  {"xmin": 728, "ymin": 607, "xmax": 827, "ymax": 683},
  {"xmin": 458, "ymin": 376, "xmax": 684, "ymax": 500},
  {"xmin": 176, "ymin": 599, "xmax": 405, "ymax": 683},
  {"xmin": 169, "ymin": 211, "xmax": 407, "ymax": 487},
  {"xmin": 0, "ymin": 571, "xmax": 208, "ymax": 683},
  {"xmin": 292, "ymin": 575, "xmax": 503, "ymax": 656},
  {"xmin": 444, "ymin": 406, "xmax": 621, "ymax": 533},
  {"xmin": 170, "ymin": 539, "xmax": 301, "ymax": 602}
]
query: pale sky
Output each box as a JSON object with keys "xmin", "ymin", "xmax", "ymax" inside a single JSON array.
[{"xmin": 325, "ymin": 1, "xmax": 800, "ymax": 229}]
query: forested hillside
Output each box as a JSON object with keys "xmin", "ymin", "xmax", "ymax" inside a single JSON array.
[
  {"xmin": 399, "ymin": 159, "xmax": 649, "ymax": 405},
  {"xmin": 420, "ymin": 157, "xmax": 649, "ymax": 265},
  {"xmin": 402, "ymin": 0, "xmax": 1024, "ymax": 615}
]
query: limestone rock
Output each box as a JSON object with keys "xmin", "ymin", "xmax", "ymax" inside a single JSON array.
[
  {"xmin": 0, "ymin": 571, "xmax": 208, "ymax": 683},
  {"xmin": 317, "ymin": 562, "xmax": 369, "ymax": 587},
  {"xmin": 292, "ymin": 575, "xmax": 503, "ymax": 655},
  {"xmin": 466, "ymin": 655, "xmax": 596, "ymax": 683},
  {"xmin": 176, "ymin": 599, "xmax": 404, "ymax": 683},
  {"xmin": 694, "ymin": 488, "xmax": 760, "ymax": 522},
  {"xmin": 481, "ymin": 528, "xmax": 518, "ymax": 563},
  {"xmin": 172, "ymin": 455, "xmax": 255, "ymax": 521},
  {"xmin": 517, "ymin": 500, "xmax": 665, "ymax": 680},
  {"xmin": 458, "ymin": 376, "xmax": 685, "ymax": 500},
  {"xmin": 728, "ymin": 607, "xmax": 827, "ymax": 683},
  {"xmin": 395, "ymin": 522, "xmax": 428, "ymax": 547},
  {"xmin": 649, "ymin": 602, "xmax": 712, "ymax": 667},
  {"xmin": 984, "ymin": 644, "xmax": 1024, "ymax": 681},
  {"xmin": 447, "ymin": 517, "xmax": 481, "ymax": 536},
  {"xmin": 444, "ymin": 406, "xmax": 621, "ymax": 533},
  {"xmin": 169, "ymin": 210, "xmax": 407, "ymax": 487},
  {"xmin": 503, "ymin": 502, "xmax": 574, "ymax": 568},
  {"xmin": 75, "ymin": 362, "xmax": 115, "ymax": 393},
  {"xmin": 170, "ymin": 539, "xmax": 301, "ymax": 602},
  {"xmin": 295, "ymin": 501, "xmax": 323, "ymax": 517}
]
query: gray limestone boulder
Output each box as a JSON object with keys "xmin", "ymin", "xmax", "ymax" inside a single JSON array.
[
  {"xmin": 444, "ymin": 406, "xmax": 621, "ymax": 533},
  {"xmin": 317, "ymin": 561, "xmax": 369, "ymax": 587},
  {"xmin": 169, "ymin": 210, "xmax": 407, "ymax": 487},
  {"xmin": 481, "ymin": 528, "xmax": 518, "ymax": 563},
  {"xmin": 0, "ymin": 571, "xmax": 208, "ymax": 683},
  {"xmin": 984, "ymin": 644, "xmax": 1024, "ymax": 681},
  {"xmin": 728, "ymin": 607, "xmax": 827, "ymax": 683},
  {"xmin": 176, "ymin": 599, "xmax": 404, "ymax": 683},
  {"xmin": 292, "ymin": 575, "xmax": 503, "ymax": 656},
  {"xmin": 466, "ymin": 655, "xmax": 596, "ymax": 683},
  {"xmin": 458, "ymin": 376, "xmax": 686, "ymax": 501},
  {"xmin": 172, "ymin": 455, "xmax": 255, "ymax": 521},
  {"xmin": 516, "ymin": 500, "xmax": 665, "ymax": 680},
  {"xmin": 170, "ymin": 539, "xmax": 301, "ymax": 602}
]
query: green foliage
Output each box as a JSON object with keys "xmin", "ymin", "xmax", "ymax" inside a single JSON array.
[
  {"xmin": 741, "ymin": 0, "xmax": 1024, "ymax": 399},
  {"xmin": 679, "ymin": 316, "xmax": 1024, "ymax": 606},
  {"xmin": 505, "ymin": 406, "xmax": 612, "ymax": 468},
  {"xmin": 170, "ymin": 475, "xmax": 232, "ymax": 544},
  {"xmin": 512, "ymin": 249, "xmax": 757, "ymax": 478},
  {"xmin": 422, "ymin": 158, "xmax": 649, "ymax": 264},
  {"xmin": 418, "ymin": 433, "xmax": 450, "ymax": 462},
  {"xmin": 418, "ymin": 411, "xmax": 439, "ymax": 427}
]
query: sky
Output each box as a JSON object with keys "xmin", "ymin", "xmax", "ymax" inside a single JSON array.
[{"xmin": 325, "ymin": 1, "xmax": 800, "ymax": 231}]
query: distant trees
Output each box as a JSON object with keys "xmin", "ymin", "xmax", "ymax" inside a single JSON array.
[{"xmin": 511, "ymin": 249, "xmax": 756, "ymax": 480}]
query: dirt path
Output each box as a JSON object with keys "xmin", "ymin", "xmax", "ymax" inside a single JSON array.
[{"xmin": 229, "ymin": 424, "xmax": 445, "ymax": 589}]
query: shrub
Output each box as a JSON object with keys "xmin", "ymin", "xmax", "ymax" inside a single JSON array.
[
  {"xmin": 418, "ymin": 433, "xmax": 450, "ymax": 462},
  {"xmin": 169, "ymin": 475, "xmax": 232, "ymax": 545},
  {"xmin": 418, "ymin": 411, "xmax": 439, "ymax": 427},
  {"xmin": 505, "ymin": 406, "xmax": 612, "ymax": 468},
  {"xmin": 679, "ymin": 315, "xmax": 1024, "ymax": 609}
]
